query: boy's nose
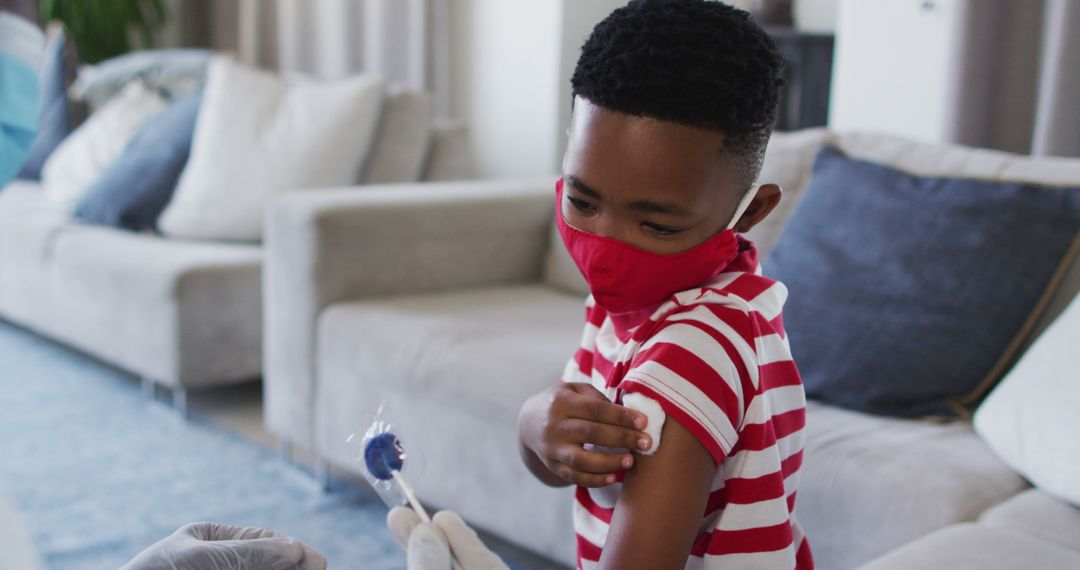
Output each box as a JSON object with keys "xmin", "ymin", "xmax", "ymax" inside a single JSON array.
[{"xmin": 591, "ymin": 216, "xmax": 631, "ymax": 243}]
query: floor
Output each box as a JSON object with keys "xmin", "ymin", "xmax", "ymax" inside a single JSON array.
[
  {"xmin": 0, "ymin": 320, "xmax": 399, "ymax": 569},
  {"xmin": 0, "ymin": 318, "xmax": 566, "ymax": 569},
  {"xmin": 189, "ymin": 381, "xmax": 361, "ymax": 487}
]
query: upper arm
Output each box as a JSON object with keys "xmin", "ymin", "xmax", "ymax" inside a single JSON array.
[{"xmin": 598, "ymin": 415, "xmax": 716, "ymax": 570}]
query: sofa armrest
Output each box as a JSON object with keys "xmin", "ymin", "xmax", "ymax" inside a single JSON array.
[{"xmin": 263, "ymin": 178, "xmax": 556, "ymax": 449}]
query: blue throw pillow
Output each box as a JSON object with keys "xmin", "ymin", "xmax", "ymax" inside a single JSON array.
[
  {"xmin": 73, "ymin": 91, "xmax": 202, "ymax": 231},
  {"xmin": 764, "ymin": 145, "xmax": 1080, "ymax": 418},
  {"xmin": 16, "ymin": 23, "xmax": 84, "ymax": 180}
]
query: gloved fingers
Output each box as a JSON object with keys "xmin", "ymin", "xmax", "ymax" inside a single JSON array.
[
  {"xmin": 432, "ymin": 511, "xmax": 509, "ymax": 570},
  {"xmin": 207, "ymin": 536, "xmax": 310, "ymax": 570},
  {"xmin": 218, "ymin": 536, "xmax": 328, "ymax": 570},
  {"xmin": 387, "ymin": 506, "xmax": 423, "ymax": 550},
  {"xmin": 407, "ymin": 522, "xmax": 451, "ymax": 570},
  {"xmin": 120, "ymin": 525, "xmax": 328, "ymax": 570},
  {"xmin": 179, "ymin": 522, "xmax": 284, "ymax": 542},
  {"xmin": 297, "ymin": 541, "xmax": 329, "ymax": 570},
  {"xmin": 175, "ymin": 522, "xmax": 217, "ymax": 541},
  {"xmin": 218, "ymin": 525, "xmax": 286, "ymax": 541}
]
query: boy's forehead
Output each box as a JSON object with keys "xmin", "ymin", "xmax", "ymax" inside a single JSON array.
[{"xmin": 565, "ymin": 97, "xmax": 738, "ymax": 202}]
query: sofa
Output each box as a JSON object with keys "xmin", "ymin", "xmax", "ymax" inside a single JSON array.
[
  {"xmin": 264, "ymin": 129, "xmax": 1080, "ymax": 569},
  {"xmin": 0, "ymin": 107, "xmax": 472, "ymax": 415}
]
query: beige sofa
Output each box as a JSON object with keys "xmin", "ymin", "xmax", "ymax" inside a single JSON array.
[
  {"xmin": 0, "ymin": 98, "xmax": 471, "ymax": 416},
  {"xmin": 263, "ymin": 130, "xmax": 1080, "ymax": 568}
]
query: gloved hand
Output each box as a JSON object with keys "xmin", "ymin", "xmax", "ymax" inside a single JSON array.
[
  {"xmin": 388, "ymin": 507, "xmax": 508, "ymax": 570},
  {"xmin": 120, "ymin": 522, "xmax": 327, "ymax": 570}
]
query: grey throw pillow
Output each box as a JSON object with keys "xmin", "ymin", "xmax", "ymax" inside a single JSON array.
[{"xmin": 765, "ymin": 145, "xmax": 1080, "ymax": 418}]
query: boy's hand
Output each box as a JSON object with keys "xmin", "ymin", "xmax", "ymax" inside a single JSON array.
[{"xmin": 518, "ymin": 383, "xmax": 651, "ymax": 488}]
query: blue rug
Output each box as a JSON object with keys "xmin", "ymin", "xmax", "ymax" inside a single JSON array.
[{"xmin": 0, "ymin": 320, "xmax": 560, "ymax": 569}]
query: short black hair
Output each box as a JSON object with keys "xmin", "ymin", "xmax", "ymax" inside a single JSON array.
[{"xmin": 571, "ymin": 0, "xmax": 784, "ymax": 189}]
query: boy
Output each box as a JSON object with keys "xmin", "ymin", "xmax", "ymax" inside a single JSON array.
[{"xmin": 516, "ymin": 1, "xmax": 814, "ymax": 568}]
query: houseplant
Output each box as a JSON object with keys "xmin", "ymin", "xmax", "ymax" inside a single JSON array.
[{"xmin": 38, "ymin": 0, "xmax": 168, "ymax": 63}]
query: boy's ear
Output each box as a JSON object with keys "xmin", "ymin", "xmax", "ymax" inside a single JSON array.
[{"xmin": 732, "ymin": 184, "xmax": 782, "ymax": 234}]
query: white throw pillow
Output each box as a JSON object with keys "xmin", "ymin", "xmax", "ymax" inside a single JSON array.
[
  {"xmin": 974, "ymin": 289, "xmax": 1080, "ymax": 507},
  {"xmin": 41, "ymin": 80, "xmax": 166, "ymax": 207},
  {"xmin": 158, "ymin": 56, "xmax": 385, "ymax": 242}
]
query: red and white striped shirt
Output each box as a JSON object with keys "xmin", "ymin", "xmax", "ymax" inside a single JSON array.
[{"xmin": 562, "ymin": 238, "xmax": 813, "ymax": 569}]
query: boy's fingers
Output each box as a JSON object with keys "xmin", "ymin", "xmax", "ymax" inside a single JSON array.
[
  {"xmin": 557, "ymin": 445, "xmax": 632, "ymax": 475},
  {"xmin": 556, "ymin": 463, "xmax": 617, "ymax": 488},
  {"xmin": 568, "ymin": 387, "xmax": 647, "ymax": 430},
  {"xmin": 562, "ymin": 418, "xmax": 651, "ymax": 451}
]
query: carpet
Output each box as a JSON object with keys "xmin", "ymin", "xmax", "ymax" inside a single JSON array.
[{"xmin": 0, "ymin": 319, "xmax": 561, "ymax": 570}]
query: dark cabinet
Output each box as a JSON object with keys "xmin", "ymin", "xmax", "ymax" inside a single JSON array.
[{"xmin": 766, "ymin": 27, "xmax": 835, "ymax": 131}]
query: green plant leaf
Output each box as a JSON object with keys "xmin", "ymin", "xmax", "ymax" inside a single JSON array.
[{"xmin": 39, "ymin": 0, "xmax": 170, "ymax": 64}]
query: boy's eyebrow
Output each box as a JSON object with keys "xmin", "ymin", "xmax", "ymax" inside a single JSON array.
[
  {"xmin": 565, "ymin": 175, "xmax": 689, "ymax": 216},
  {"xmin": 628, "ymin": 199, "xmax": 689, "ymax": 216},
  {"xmin": 565, "ymin": 175, "xmax": 602, "ymax": 199}
]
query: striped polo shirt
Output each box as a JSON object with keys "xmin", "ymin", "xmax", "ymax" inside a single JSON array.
[{"xmin": 562, "ymin": 238, "xmax": 814, "ymax": 569}]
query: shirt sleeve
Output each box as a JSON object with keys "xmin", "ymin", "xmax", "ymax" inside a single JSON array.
[{"xmin": 619, "ymin": 305, "xmax": 757, "ymax": 465}]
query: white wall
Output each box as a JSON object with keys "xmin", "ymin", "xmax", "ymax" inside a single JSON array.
[
  {"xmin": 794, "ymin": 0, "xmax": 840, "ymax": 33},
  {"xmin": 449, "ymin": 0, "xmax": 564, "ymax": 179},
  {"xmin": 448, "ymin": 0, "xmax": 631, "ymax": 179},
  {"xmin": 828, "ymin": 0, "xmax": 966, "ymax": 143}
]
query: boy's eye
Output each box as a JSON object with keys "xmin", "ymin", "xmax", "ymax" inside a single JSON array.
[
  {"xmin": 643, "ymin": 222, "xmax": 685, "ymax": 237},
  {"xmin": 567, "ymin": 196, "xmax": 594, "ymax": 213}
]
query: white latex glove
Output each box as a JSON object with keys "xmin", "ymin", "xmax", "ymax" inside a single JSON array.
[
  {"xmin": 120, "ymin": 522, "xmax": 327, "ymax": 570},
  {"xmin": 388, "ymin": 507, "xmax": 509, "ymax": 570}
]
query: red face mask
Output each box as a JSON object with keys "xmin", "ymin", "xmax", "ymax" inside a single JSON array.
[{"xmin": 555, "ymin": 178, "xmax": 755, "ymax": 320}]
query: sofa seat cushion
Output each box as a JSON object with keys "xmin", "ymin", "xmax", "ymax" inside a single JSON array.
[
  {"xmin": 978, "ymin": 489, "xmax": 1080, "ymax": 552},
  {"xmin": 317, "ymin": 284, "xmax": 586, "ymax": 427},
  {"xmin": 798, "ymin": 400, "xmax": 1029, "ymax": 570},
  {"xmin": 859, "ymin": 523, "xmax": 1080, "ymax": 569},
  {"xmin": 0, "ymin": 181, "xmax": 69, "ymax": 263},
  {"xmin": 314, "ymin": 285, "xmax": 585, "ymax": 565},
  {"xmin": 0, "ymin": 181, "xmax": 69, "ymax": 323},
  {"xmin": 43, "ymin": 226, "xmax": 263, "ymax": 387}
]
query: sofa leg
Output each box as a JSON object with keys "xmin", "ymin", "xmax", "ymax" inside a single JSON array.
[
  {"xmin": 141, "ymin": 377, "xmax": 156, "ymax": 401},
  {"xmin": 314, "ymin": 458, "xmax": 331, "ymax": 493},
  {"xmin": 172, "ymin": 387, "xmax": 189, "ymax": 419}
]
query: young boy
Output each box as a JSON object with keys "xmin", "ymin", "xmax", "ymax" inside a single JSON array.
[{"xmin": 516, "ymin": 2, "xmax": 814, "ymax": 568}]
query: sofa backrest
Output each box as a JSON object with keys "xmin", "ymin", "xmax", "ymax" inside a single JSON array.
[
  {"xmin": 744, "ymin": 128, "xmax": 830, "ymax": 256},
  {"xmin": 361, "ymin": 87, "xmax": 475, "ymax": 185},
  {"xmin": 541, "ymin": 128, "xmax": 1080, "ymax": 341},
  {"xmin": 422, "ymin": 119, "xmax": 474, "ymax": 182}
]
